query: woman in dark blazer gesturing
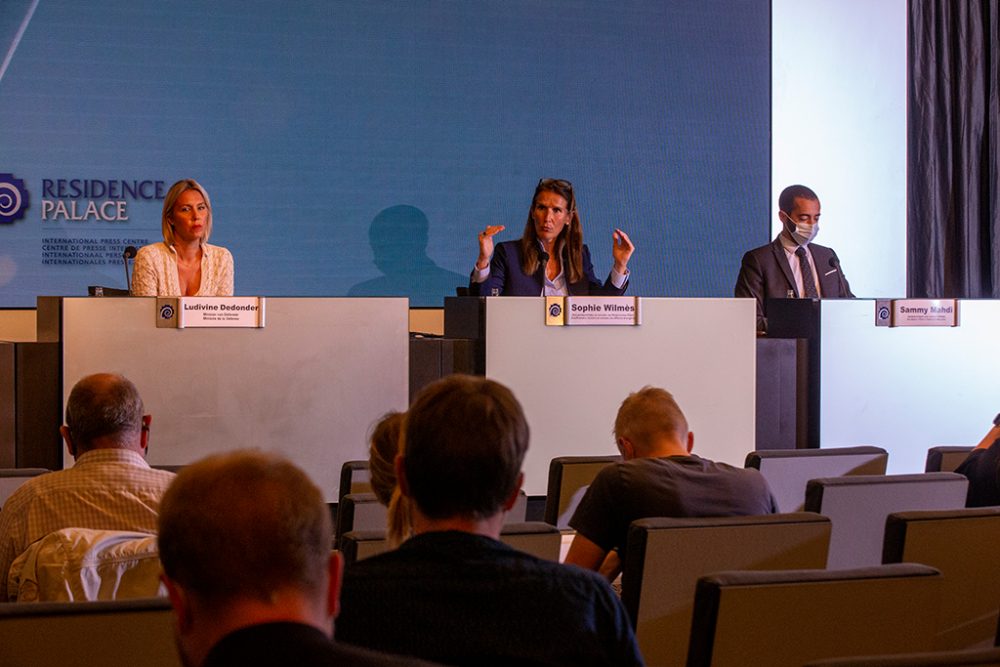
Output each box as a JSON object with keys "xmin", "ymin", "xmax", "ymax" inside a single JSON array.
[{"xmin": 470, "ymin": 178, "xmax": 634, "ymax": 296}]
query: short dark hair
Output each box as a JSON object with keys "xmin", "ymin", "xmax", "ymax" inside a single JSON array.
[
  {"xmin": 403, "ymin": 375, "xmax": 528, "ymax": 520},
  {"xmin": 65, "ymin": 373, "xmax": 144, "ymax": 450},
  {"xmin": 158, "ymin": 451, "xmax": 331, "ymax": 607},
  {"xmin": 778, "ymin": 184, "xmax": 819, "ymax": 215}
]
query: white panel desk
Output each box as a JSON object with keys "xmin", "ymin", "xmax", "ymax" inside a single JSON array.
[
  {"xmin": 479, "ymin": 298, "xmax": 757, "ymax": 495},
  {"xmin": 818, "ymin": 300, "xmax": 1000, "ymax": 474},
  {"xmin": 52, "ymin": 297, "xmax": 408, "ymax": 501}
]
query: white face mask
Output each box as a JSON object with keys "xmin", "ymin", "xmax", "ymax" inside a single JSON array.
[{"xmin": 783, "ymin": 214, "xmax": 819, "ymax": 245}]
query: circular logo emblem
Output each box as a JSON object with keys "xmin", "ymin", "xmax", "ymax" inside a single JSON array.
[
  {"xmin": 0, "ymin": 173, "xmax": 30, "ymax": 224},
  {"xmin": 877, "ymin": 306, "xmax": 890, "ymax": 321},
  {"xmin": 159, "ymin": 304, "xmax": 175, "ymax": 320},
  {"xmin": 548, "ymin": 303, "xmax": 562, "ymax": 317}
]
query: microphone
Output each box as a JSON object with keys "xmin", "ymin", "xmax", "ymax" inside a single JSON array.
[
  {"xmin": 123, "ymin": 246, "xmax": 137, "ymax": 293},
  {"xmin": 828, "ymin": 256, "xmax": 848, "ymax": 297},
  {"xmin": 534, "ymin": 248, "xmax": 551, "ymax": 295}
]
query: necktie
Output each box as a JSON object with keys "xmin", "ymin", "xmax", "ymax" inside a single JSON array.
[{"xmin": 795, "ymin": 246, "xmax": 819, "ymax": 298}]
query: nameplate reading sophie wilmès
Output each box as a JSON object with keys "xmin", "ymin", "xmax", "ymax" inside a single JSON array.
[
  {"xmin": 545, "ymin": 296, "xmax": 641, "ymax": 327},
  {"xmin": 156, "ymin": 297, "xmax": 266, "ymax": 329},
  {"xmin": 874, "ymin": 298, "xmax": 959, "ymax": 328}
]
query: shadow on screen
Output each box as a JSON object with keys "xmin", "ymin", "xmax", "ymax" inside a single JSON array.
[{"xmin": 347, "ymin": 205, "xmax": 465, "ymax": 305}]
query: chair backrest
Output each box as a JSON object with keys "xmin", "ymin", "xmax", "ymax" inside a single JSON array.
[
  {"xmin": 340, "ymin": 529, "xmax": 389, "ymax": 566},
  {"xmin": 505, "ymin": 489, "xmax": 528, "ymax": 524},
  {"xmin": 340, "ymin": 521, "xmax": 563, "ymax": 567},
  {"xmin": 335, "ymin": 492, "xmax": 387, "ymax": 548},
  {"xmin": 0, "ymin": 598, "xmax": 180, "ymax": 666},
  {"xmin": 622, "ymin": 513, "xmax": 831, "ymax": 667},
  {"xmin": 497, "ymin": 522, "xmax": 562, "ymax": 561},
  {"xmin": 0, "ymin": 467, "xmax": 48, "ymax": 508},
  {"xmin": 745, "ymin": 446, "xmax": 888, "ymax": 513},
  {"xmin": 338, "ymin": 460, "xmax": 372, "ymax": 503},
  {"xmin": 925, "ymin": 446, "xmax": 975, "ymax": 473},
  {"xmin": 805, "ymin": 646, "xmax": 1000, "ymax": 666},
  {"xmin": 544, "ymin": 455, "xmax": 621, "ymax": 528},
  {"xmin": 687, "ymin": 563, "xmax": 943, "ymax": 667},
  {"xmin": 7, "ymin": 527, "xmax": 165, "ymax": 602},
  {"xmin": 805, "ymin": 472, "xmax": 969, "ymax": 569},
  {"xmin": 883, "ymin": 507, "xmax": 1000, "ymax": 651}
]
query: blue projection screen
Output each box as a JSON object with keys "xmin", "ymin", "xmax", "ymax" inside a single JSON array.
[{"xmin": 0, "ymin": 1, "xmax": 769, "ymax": 307}]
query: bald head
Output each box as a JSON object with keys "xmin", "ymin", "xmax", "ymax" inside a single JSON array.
[{"xmin": 64, "ymin": 373, "xmax": 145, "ymax": 453}]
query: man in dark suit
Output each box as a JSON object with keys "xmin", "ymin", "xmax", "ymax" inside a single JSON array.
[{"xmin": 735, "ymin": 184, "xmax": 854, "ymax": 332}]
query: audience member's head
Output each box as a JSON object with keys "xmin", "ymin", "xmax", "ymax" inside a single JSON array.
[
  {"xmin": 158, "ymin": 450, "xmax": 339, "ymax": 667},
  {"xmin": 368, "ymin": 411, "xmax": 403, "ymax": 506},
  {"xmin": 60, "ymin": 372, "xmax": 150, "ymax": 459},
  {"xmin": 368, "ymin": 411, "xmax": 411, "ymax": 546},
  {"xmin": 613, "ymin": 386, "xmax": 693, "ymax": 458},
  {"xmin": 399, "ymin": 375, "xmax": 528, "ymax": 529}
]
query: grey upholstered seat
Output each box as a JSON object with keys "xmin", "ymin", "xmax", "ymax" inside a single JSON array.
[
  {"xmin": 744, "ymin": 446, "xmax": 888, "ymax": 513},
  {"xmin": 0, "ymin": 467, "xmax": 48, "ymax": 509},
  {"xmin": 883, "ymin": 507, "xmax": 1000, "ymax": 650},
  {"xmin": 621, "ymin": 512, "xmax": 831, "ymax": 667},
  {"xmin": 340, "ymin": 521, "xmax": 563, "ymax": 566},
  {"xmin": 0, "ymin": 598, "xmax": 179, "ymax": 667},
  {"xmin": 804, "ymin": 472, "xmax": 968, "ymax": 568},
  {"xmin": 805, "ymin": 646, "xmax": 1000, "ymax": 666},
  {"xmin": 925, "ymin": 446, "xmax": 975, "ymax": 473},
  {"xmin": 543, "ymin": 455, "xmax": 621, "ymax": 528},
  {"xmin": 687, "ymin": 563, "xmax": 943, "ymax": 667}
]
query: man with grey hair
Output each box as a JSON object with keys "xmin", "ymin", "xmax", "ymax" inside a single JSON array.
[
  {"xmin": 0, "ymin": 372, "xmax": 175, "ymax": 600},
  {"xmin": 158, "ymin": 450, "xmax": 434, "ymax": 666}
]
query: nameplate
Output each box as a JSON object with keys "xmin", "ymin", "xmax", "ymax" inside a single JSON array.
[
  {"xmin": 545, "ymin": 296, "xmax": 641, "ymax": 326},
  {"xmin": 155, "ymin": 297, "xmax": 266, "ymax": 329},
  {"xmin": 874, "ymin": 299, "xmax": 959, "ymax": 327}
]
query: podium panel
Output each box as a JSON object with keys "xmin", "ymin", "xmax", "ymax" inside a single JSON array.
[
  {"xmin": 819, "ymin": 300, "xmax": 1000, "ymax": 474},
  {"xmin": 58, "ymin": 297, "xmax": 408, "ymax": 500},
  {"xmin": 482, "ymin": 298, "xmax": 756, "ymax": 494}
]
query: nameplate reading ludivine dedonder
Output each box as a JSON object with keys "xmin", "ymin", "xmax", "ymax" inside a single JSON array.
[
  {"xmin": 874, "ymin": 299, "xmax": 959, "ymax": 327},
  {"xmin": 155, "ymin": 297, "xmax": 266, "ymax": 329},
  {"xmin": 545, "ymin": 296, "xmax": 641, "ymax": 327}
]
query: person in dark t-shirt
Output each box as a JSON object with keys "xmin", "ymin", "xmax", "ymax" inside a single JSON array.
[{"xmin": 565, "ymin": 386, "xmax": 777, "ymax": 580}]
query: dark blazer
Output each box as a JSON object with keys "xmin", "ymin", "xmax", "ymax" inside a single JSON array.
[
  {"xmin": 469, "ymin": 240, "xmax": 628, "ymax": 296},
  {"xmin": 734, "ymin": 238, "xmax": 853, "ymax": 331}
]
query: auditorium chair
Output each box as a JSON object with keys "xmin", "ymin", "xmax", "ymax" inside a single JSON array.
[
  {"xmin": 543, "ymin": 455, "xmax": 621, "ymax": 529},
  {"xmin": 744, "ymin": 446, "xmax": 888, "ymax": 513},
  {"xmin": 0, "ymin": 467, "xmax": 48, "ymax": 508},
  {"xmin": 621, "ymin": 513, "xmax": 831, "ymax": 667},
  {"xmin": 805, "ymin": 646, "xmax": 1000, "ymax": 666},
  {"xmin": 335, "ymin": 492, "xmax": 387, "ymax": 549},
  {"xmin": 336, "ymin": 490, "xmax": 529, "ymax": 549},
  {"xmin": 338, "ymin": 459, "xmax": 372, "ymax": 502},
  {"xmin": 883, "ymin": 507, "xmax": 1000, "ymax": 650},
  {"xmin": 0, "ymin": 598, "xmax": 180, "ymax": 666},
  {"xmin": 6, "ymin": 527, "xmax": 165, "ymax": 602},
  {"xmin": 686, "ymin": 563, "xmax": 943, "ymax": 667},
  {"xmin": 804, "ymin": 472, "xmax": 968, "ymax": 569},
  {"xmin": 340, "ymin": 521, "xmax": 563, "ymax": 566},
  {"xmin": 925, "ymin": 446, "xmax": 975, "ymax": 473}
]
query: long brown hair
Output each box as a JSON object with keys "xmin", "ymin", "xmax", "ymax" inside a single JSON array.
[{"xmin": 519, "ymin": 178, "xmax": 584, "ymax": 282}]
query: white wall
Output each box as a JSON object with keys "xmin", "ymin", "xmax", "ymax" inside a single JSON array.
[{"xmin": 773, "ymin": 0, "xmax": 907, "ymax": 298}]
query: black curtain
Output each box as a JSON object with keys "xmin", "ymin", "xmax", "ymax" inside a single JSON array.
[{"xmin": 908, "ymin": 0, "xmax": 999, "ymax": 297}]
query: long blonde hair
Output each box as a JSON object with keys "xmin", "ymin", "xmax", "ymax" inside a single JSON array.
[
  {"xmin": 368, "ymin": 411, "xmax": 411, "ymax": 547},
  {"xmin": 161, "ymin": 179, "xmax": 213, "ymax": 247}
]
